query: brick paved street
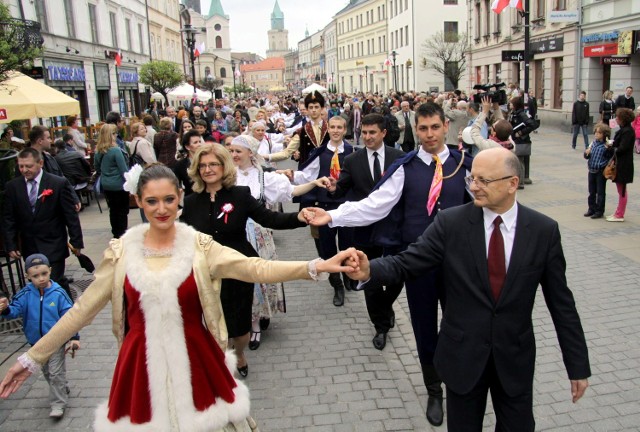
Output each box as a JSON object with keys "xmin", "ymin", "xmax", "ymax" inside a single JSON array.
[{"xmin": 1, "ymin": 127, "xmax": 640, "ymax": 431}]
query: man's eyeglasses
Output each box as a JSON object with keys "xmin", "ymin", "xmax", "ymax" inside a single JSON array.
[
  {"xmin": 198, "ymin": 162, "xmax": 222, "ymax": 170},
  {"xmin": 464, "ymin": 175, "xmax": 513, "ymax": 188}
]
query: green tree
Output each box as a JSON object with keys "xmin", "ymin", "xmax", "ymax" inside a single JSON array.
[
  {"xmin": 198, "ymin": 76, "xmax": 224, "ymax": 99},
  {"xmin": 139, "ymin": 61, "xmax": 183, "ymax": 106},
  {"xmin": 0, "ymin": 3, "xmax": 44, "ymax": 86},
  {"xmin": 420, "ymin": 31, "xmax": 469, "ymax": 91},
  {"xmin": 223, "ymin": 83, "xmax": 254, "ymax": 96}
]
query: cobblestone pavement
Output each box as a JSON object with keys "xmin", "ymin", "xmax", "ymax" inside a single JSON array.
[{"xmin": 1, "ymin": 128, "xmax": 639, "ymax": 431}]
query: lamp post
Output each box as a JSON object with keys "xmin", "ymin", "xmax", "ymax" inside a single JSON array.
[
  {"xmin": 179, "ymin": 5, "xmax": 205, "ymax": 95},
  {"xmin": 331, "ymin": 71, "xmax": 334, "ymax": 93},
  {"xmin": 364, "ymin": 65, "xmax": 369, "ymax": 92},
  {"xmin": 391, "ymin": 50, "xmax": 398, "ymax": 92},
  {"xmin": 231, "ymin": 59, "xmax": 237, "ymax": 97}
]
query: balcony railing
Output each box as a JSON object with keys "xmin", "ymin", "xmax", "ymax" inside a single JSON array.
[{"xmin": 0, "ymin": 18, "xmax": 44, "ymax": 54}]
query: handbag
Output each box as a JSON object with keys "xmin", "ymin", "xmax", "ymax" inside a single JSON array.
[
  {"xmin": 603, "ymin": 154, "xmax": 617, "ymax": 180},
  {"xmin": 129, "ymin": 139, "xmax": 146, "ymax": 168},
  {"xmin": 609, "ymin": 118, "xmax": 619, "ymax": 129}
]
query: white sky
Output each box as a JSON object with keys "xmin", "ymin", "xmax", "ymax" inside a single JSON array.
[{"xmin": 200, "ymin": 0, "xmax": 350, "ymax": 57}]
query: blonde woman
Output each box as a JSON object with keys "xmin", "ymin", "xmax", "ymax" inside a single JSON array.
[
  {"xmin": 599, "ymin": 90, "xmax": 616, "ymax": 124},
  {"xmin": 129, "ymin": 122, "xmax": 156, "ymax": 165},
  {"xmin": 66, "ymin": 115, "xmax": 88, "ymax": 156},
  {"xmin": 94, "ymin": 124, "xmax": 130, "ymax": 238}
]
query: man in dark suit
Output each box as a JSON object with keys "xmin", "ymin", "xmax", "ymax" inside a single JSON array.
[
  {"xmin": 165, "ymin": 106, "xmax": 182, "ymax": 133},
  {"xmin": 3, "ymin": 148, "xmax": 84, "ymax": 299},
  {"xmin": 346, "ymin": 147, "xmax": 591, "ymax": 431},
  {"xmin": 326, "ymin": 113, "xmax": 405, "ymax": 349}
]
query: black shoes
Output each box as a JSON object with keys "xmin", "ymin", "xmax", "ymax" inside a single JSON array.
[
  {"xmin": 591, "ymin": 213, "xmax": 603, "ymax": 219},
  {"xmin": 372, "ymin": 332, "xmax": 387, "ymax": 350},
  {"xmin": 248, "ymin": 331, "xmax": 261, "ymax": 350},
  {"xmin": 426, "ymin": 396, "xmax": 444, "ymax": 426},
  {"xmin": 584, "ymin": 210, "xmax": 595, "ymax": 217},
  {"xmin": 329, "ymin": 273, "xmax": 345, "ymax": 307},
  {"xmin": 237, "ymin": 364, "xmax": 248, "ymax": 378},
  {"xmin": 342, "ymin": 272, "xmax": 357, "ymax": 291}
]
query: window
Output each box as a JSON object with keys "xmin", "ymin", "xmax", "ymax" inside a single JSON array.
[
  {"xmin": 125, "ymin": 19, "xmax": 132, "ymax": 50},
  {"xmin": 88, "ymin": 4, "xmax": 98, "ymax": 43},
  {"xmin": 390, "ymin": 1, "xmax": 394, "ymax": 18},
  {"xmin": 216, "ymin": 36, "xmax": 222, "ymax": 49},
  {"xmin": 444, "ymin": 0, "xmax": 458, "ymax": 4},
  {"xmin": 494, "ymin": 9, "xmax": 501, "ymax": 34},
  {"xmin": 444, "ymin": 21, "xmax": 459, "ymax": 42},
  {"xmin": 138, "ymin": 24, "xmax": 144, "ymax": 54},
  {"xmin": 34, "ymin": 0, "xmax": 48, "ymax": 32},
  {"xmin": 554, "ymin": 0, "xmax": 567, "ymax": 10},
  {"xmin": 405, "ymin": 26, "xmax": 409, "ymax": 46},
  {"xmin": 214, "ymin": 23, "xmax": 222, "ymax": 31},
  {"xmin": 220, "ymin": 67, "xmax": 227, "ymax": 78},
  {"xmin": 109, "ymin": 12, "xmax": 117, "ymax": 47},
  {"xmin": 400, "ymin": 29, "xmax": 403, "ymax": 47},
  {"xmin": 536, "ymin": 0, "xmax": 546, "ymax": 18},
  {"xmin": 475, "ymin": 4, "xmax": 481, "ymax": 39},
  {"xmin": 204, "ymin": 66, "xmax": 211, "ymax": 77},
  {"xmin": 484, "ymin": 0, "xmax": 491, "ymax": 36},
  {"xmin": 150, "ymin": 34, "xmax": 155, "ymax": 58},
  {"xmin": 63, "ymin": 0, "xmax": 75, "ymax": 38}
]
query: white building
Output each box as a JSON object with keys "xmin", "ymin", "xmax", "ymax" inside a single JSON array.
[
  {"xmin": 8, "ymin": 0, "xmax": 150, "ymax": 124},
  {"xmin": 323, "ymin": 21, "xmax": 338, "ymax": 90}
]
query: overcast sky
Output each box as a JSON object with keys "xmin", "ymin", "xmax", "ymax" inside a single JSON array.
[{"xmin": 200, "ymin": 0, "xmax": 349, "ymax": 56}]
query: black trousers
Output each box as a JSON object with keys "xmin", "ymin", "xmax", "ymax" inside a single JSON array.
[
  {"xmin": 587, "ymin": 170, "xmax": 606, "ymax": 214},
  {"xmin": 446, "ymin": 355, "xmax": 534, "ymax": 432},
  {"xmin": 360, "ymin": 245, "xmax": 404, "ymax": 333},
  {"xmin": 104, "ymin": 190, "xmax": 130, "ymax": 239},
  {"xmin": 316, "ymin": 202, "xmax": 354, "ymax": 259}
]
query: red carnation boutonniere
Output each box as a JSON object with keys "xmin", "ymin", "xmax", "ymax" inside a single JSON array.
[
  {"xmin": 217, "ymin": 203, "xmax": 235, "ymax": 224},
  {"xmin": 38, "ymin": 189, "xmax": 54, "ymax": 202}
]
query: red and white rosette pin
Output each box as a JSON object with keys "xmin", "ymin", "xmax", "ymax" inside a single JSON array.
[
  {"xmin": 38, "ymin": 189, "xmax": 54, "ymax": 202},
  {"xmin": 218, "ymin": 203, "xmax": 235, "ymax": 224}
]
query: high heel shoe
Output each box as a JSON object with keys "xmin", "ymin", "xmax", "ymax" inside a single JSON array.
[
  {"xmin": 249, "ymin": 330, "xmax": 261, "ymax": 350},
  {"xmin": 237, "ymin": 364, "xmax": 249, "ymax": 378}
]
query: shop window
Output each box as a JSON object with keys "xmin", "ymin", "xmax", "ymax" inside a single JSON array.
[{"xmin": 553, "ymin": 58, "xmax": 563, "ymax": 109}]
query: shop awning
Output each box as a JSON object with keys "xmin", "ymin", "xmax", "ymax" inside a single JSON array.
[
  {"xmin": 167, "ymin": 83, "xmax": 211, "ymax": 104},
  {"xmin": 0, "ymin": 71, "xmax": 80, "ymax": 123}
]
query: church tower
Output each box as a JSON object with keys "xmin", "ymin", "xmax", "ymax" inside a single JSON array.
[{"xmin": 266, "ymin": 0, "xmax": 289, "ymax": 58}]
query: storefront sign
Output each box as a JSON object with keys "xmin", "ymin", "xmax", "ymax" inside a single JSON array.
[
  {"xmin": 47, "ymin": 65, "xmax": 85, "ymax": 82},
  {"xmin": 584, "ymin": 43, "xmax": 618, "ymax": 57},
  {"xmin": 618, "ymin": 31, "xmax": 634, "ymax": 55},
  {"xmin": 0, "ymin": 108, "xmax": 7, "ymax": 120},
  {"xmin": 601, "ymin": 57, "xmax": 630, "ymax": 65},
  {"xmin": 582, "ymin": 31, "xmax": 619, "ymax": 44},
  {"xmin": 531, "ymin": 35, "xmax": 564, "ymax": 54},
  {"xmin": 118, "ymin": 71, "xmax": 139, "ymax": 83},
  {"xmin": 502, "ymin": 50, "xmax": 524, "ymax": 62},
  {"xmin": 548, "ymin": 10, "xmax": 579, "ymax": 23}
]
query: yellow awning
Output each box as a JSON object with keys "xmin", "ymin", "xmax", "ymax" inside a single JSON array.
[{"xmin": 0, "ymin": 71, "xmax": 80, "ymax": 123}]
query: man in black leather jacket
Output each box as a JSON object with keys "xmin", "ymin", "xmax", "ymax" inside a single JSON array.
[{"xmin": 54, "ymin": 138, "xmax": 91, "ymax": 187}]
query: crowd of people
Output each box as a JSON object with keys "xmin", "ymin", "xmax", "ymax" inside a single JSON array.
[{"xmin": 1, "ymin": 82, "xmax": 637, "ymax": 430}]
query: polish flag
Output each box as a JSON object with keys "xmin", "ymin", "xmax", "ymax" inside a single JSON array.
[
  {"xmin": 194, "ymin": 42, "xmax": 205, "ymax": 58},
  {"xmin": 114, "ymin": 50, "xmax": 122, "ymax": 67},
  {"xmin": 384, "ymin": 57, "xmax": 393, "ymax": 66},
  {"xmin": 491, "ymin": 0, "xmax": 523, "ymax": 14}
]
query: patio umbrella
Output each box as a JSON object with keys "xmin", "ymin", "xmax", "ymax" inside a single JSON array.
[
  {"xmin": 302, "ymin": 83, "xmax": 327, "ymax": 94},
  {"xmin": 0, "ymin": 71, "xmax": 80, "ymax": 123}
]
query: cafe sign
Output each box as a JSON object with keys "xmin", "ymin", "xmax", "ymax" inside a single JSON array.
[
  {"xmin": 47, "ymin": 65, "xmax": 86, "ymax": 82},
  {"xmin": 583, "ymin": 43, "xmax": 618, "ymax": 57}
]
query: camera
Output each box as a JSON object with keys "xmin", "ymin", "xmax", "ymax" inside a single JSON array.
[{"xmin": 472, "ymin": 82, "xmax": 507, "ymax": 105}]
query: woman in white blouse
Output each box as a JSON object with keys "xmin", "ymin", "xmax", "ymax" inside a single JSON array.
[
  {"xmin": 66, "ymin": 115, "xmax": 88, "ymax": 156},
  {"xmin": 129, "ymin": 122, "xmax": 157, "ymax": 165},
  {"xmin": 229, "ymin": 134, "xmax": 329, "ymax": 350}
]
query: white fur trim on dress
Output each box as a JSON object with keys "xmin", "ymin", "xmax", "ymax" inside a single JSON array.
[{"xmin": 93, "ymin": 223, "xmax": 251, "ymax": 432}]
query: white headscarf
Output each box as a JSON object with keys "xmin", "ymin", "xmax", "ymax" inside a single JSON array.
[{"xmin": 231, "ymin": 135, "xmax": 264, "ymax": 168}]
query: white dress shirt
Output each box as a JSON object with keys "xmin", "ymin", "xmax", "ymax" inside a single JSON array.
[
  {"xmin": 235, "ymin": 166, "xmax": 294, "ymax": 204},
  {"xmin": 328, "ymin": 146, "xmax": 451, "ymax": 227},
  {"xmin": 482, "ymin": 202, "xmax": 518, "ymax": 269},
  {"xmin": 293, "ymin": 141, "xmax": 345, "ymax": 185}
]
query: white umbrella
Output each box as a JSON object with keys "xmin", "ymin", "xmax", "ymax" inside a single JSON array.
[
  {"xmin": 150, "ymin": 92, "xmax": 164, "ymax": 101},
  {"xmin": 302, "ymin": 83, "xmax": 327, "ymax": 94}
]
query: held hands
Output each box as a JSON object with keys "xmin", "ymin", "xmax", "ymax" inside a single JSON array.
[
  {"xmin": 314, "ymin": 177, "xmax": 332, "ymax": 189},
  {"xmin": 326, "ymin": 177, "xmax": 337, "ymax": 193},
  {"xmin": 276, "ymin": 169, "xmax": 294, "ymax": 182},
  {"xmin": 315, "ymin": 248, "xmax": 370, "ymax": 280},
  {"xmin": 0, "ymin": 361, "xmax": 32, "ymax": 398},
  {"xmin": 301, "ymin": 207, "xmax": 332, "ymax": 226},
  {"xmin": 571, "ymin": 379, "xmax": 589, "ymax": 403}
]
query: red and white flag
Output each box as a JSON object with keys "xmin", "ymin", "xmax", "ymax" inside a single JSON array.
[
  {"xmin": 194, "ymin": 42, "xmax": 205, "ymax": 58},
  {"xmin": 114, "ymin": 50, "xmax": 122, "ymax": 67},
  {"xmin": 491, "ymin": 0, "xmax": 523, "ymax": 14},
  {"xmin": 384, "ymin": 57, "xmax": 393, "ymax": 66}
]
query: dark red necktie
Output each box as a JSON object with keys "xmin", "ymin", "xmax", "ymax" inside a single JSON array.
[{"xmin": 488, "ymin": 216, "xmax": 506, "ymax": 301}]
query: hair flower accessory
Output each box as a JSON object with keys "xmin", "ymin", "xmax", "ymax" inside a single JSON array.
[
  {"xmin": 38, "ymin": 189, "xmax": 54, "ymax": 202},
  {"xmin": 217, "ymin": 203, "xmax": 235, "ymax": 224},
  {"xmin": 123, "ymin": 164, "xmax": 144, "ymax": 194}
]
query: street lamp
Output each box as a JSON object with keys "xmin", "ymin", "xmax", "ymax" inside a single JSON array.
[
  {"xmin": 364, "ymin": 66, "xmax": 369, "ymax": 92},
  {"xmin": 331, "ymin": 72, "xmax": 334, "ymax": 93},
  {"xmin": 391, "ymin": 50, "xmax": 398, "ymax": 92},
  {"xmin": 180, "ymin": 5, "xmax": 206, "ymax": 95},
  {"xmin": 231, "ymin": 59, "xmax": 237, "ymax": 97}
]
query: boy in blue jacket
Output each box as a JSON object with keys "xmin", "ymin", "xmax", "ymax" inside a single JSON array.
[{"xmin": 0, "ymin": 254, "xmax": 80, "ymax": 419}]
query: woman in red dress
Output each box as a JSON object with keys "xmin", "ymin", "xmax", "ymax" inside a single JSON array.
[{"xmin": 0, "ymin": 164, "xmax": 354, "ymax": 431}]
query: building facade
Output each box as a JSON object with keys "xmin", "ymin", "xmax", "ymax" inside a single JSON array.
[
  {"xmin": 336, "ymin": 0, "xmax": 389, "ymax": 94},
  {"xmin": 322, "ymin": 21, "xmax": 338, "ymax": 90},
  {"xmin": 240, "ymin": 57, "xmax": 286, "ymax": 92},
  {"xmin": 266, "ymin": 0, "xmax": 289, "ymax": 58},
  {"xmin": 147, "ymin": 0, "xmax": 181, "ymax": 66},
  {"xmin": 10, "ymin": 0, "xmax": 150, "ymax": 124},
  {"xmin": 284, "ymin": 50, "xmax": 299, "ymax": 91}
]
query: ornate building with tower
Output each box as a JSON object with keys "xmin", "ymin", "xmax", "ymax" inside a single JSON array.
[{"xmin": 266, "ymin": 0, "xmax": 289, "ymax": 58}]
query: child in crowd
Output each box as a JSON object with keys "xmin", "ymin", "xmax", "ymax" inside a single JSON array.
[
  {"xmin": 0, "ymin": 254, "xmax": 80, "ymax": 419},
  {"xmin": 194, "ymin": 119, "xmax": 212, "ymax": 142},
  {"xmin": 584, "ymin": 123, "xmax": 613, "ymax": 219}
]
